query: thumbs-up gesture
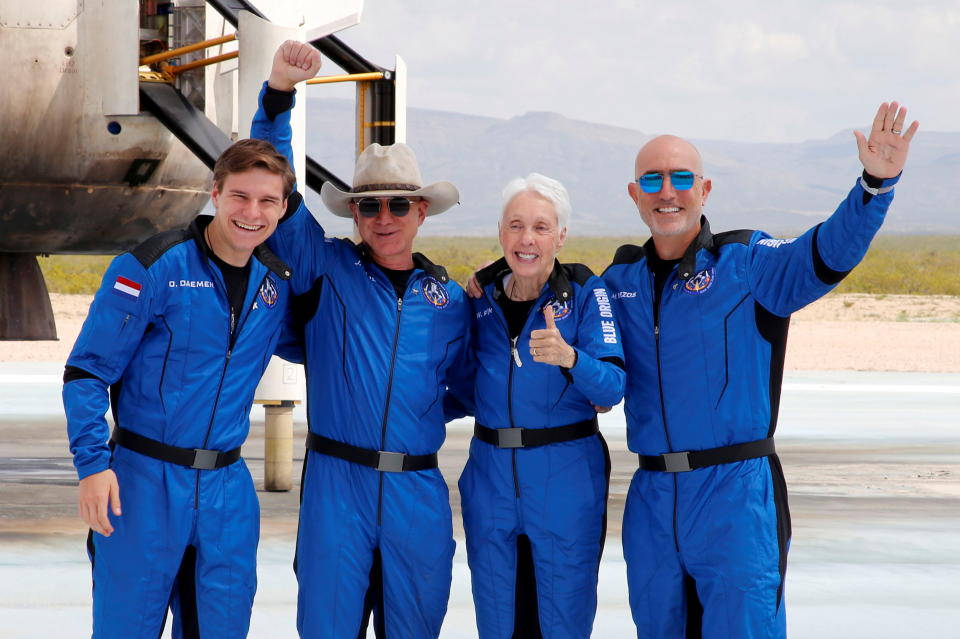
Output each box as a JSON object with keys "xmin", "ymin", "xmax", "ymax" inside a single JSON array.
[
  {"xmin": 529, "ymin": 304, "xmax": 577, "ymax": 368},
  {"xmin": 268, "ymin": 40, "xmax": 322, "ymax": 92}
]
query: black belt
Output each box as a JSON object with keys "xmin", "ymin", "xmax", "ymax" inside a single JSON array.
[
  {"xmin": 474, "ymin": 417, "xmax": 599, "ymax": 449},
  {"xmin": 638, "ymin": 437, "xmax": 775, "ymax": 472},
  {"xmin": 111, "ymin": 426, "xmax": 241, "ymax": 470},
  {"xmin": 305, "ymin": 432, "xmax": 438, "ymax": 472}
]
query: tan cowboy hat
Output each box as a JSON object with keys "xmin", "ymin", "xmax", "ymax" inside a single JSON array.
[{"xmin": 320, "ymin": 143, "xmax": 459, "ymax": 218}]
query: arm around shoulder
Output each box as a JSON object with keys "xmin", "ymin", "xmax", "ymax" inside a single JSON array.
[{"xmin": 442, "ymin": 284, "xmax": 477, "ymax": 420}]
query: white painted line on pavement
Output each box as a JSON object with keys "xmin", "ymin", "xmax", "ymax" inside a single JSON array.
[
  {"xmin": 0, "ymin": 375, "xmax": 62, "ymax": 384},
  {"xmin": 783, "ymin": 383, "xmax": 960, "ymax": 395}
]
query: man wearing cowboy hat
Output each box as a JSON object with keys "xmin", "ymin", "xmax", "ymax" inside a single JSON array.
[{"xmin": 250, "ymin": 41, "xmax": 474, "ymax": 639}]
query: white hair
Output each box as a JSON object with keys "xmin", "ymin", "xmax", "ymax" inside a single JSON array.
[{"xmin": 500, "ymin": 172, "xmax": 571, "ymax": 231}]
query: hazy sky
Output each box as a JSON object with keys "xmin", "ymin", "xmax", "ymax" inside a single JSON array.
[{"xmin": 316, "ymin": 0, "xmax": 960, "ymax": 143}]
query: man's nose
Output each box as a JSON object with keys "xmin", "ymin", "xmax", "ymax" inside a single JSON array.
[
  {"xmin": 375, "ymin": 203, "xmax": 394, "ymax": 223},
  {"xmin": 249, "ymin": 201, "xmax": 268, "ymax": 218},
  {"xmin": 658, "ymin": 178, "xmax": 678, "ymax": 199},
  {"xmin": 238, "ymin": 198, "xmax": 258, "ymax": 218}
]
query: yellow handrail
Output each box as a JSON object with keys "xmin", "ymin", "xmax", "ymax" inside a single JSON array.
[
  {"xmin": 307, "ymin": 72, "xmax": 385, "ymax": 85},
  {"xmin": 140, "ymin": 34, "xmax": 237, "ymax": 66},
  {"xmin": 166, "ymin": 51, "xmax": 239, "ymax": 75}
]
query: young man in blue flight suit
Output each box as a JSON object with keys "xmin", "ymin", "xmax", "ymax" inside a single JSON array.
[
  {"xmin": 64, "ymin": 138, "xmax": 295, "ymax": 638},
  {"xmin": 250, "ymin": 41, "xmax": 473, "ymax": 638},
  {"xmin": 603, "ymin": 103, "xmax": 918, "ymax": 638}
]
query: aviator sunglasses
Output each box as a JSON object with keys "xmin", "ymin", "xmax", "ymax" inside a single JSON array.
[
  {"xmin": 636, "ymin": 170, "xmax": 701, "ymax": 194},
  {"xmin": 354, "ymin": 197, "xmax": 417, "ymax": 218}
]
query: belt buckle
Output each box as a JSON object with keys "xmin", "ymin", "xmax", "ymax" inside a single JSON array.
[
  {"xmin": 376, "ymin": 451, "xmax": 405, "ymax": 473},
  {"xmin": 496, "ymin": 428, "xmax": 524, "ymax": 449},
  {"xmin": 662, "ymin": 451, "xmax": 691, "ymax": 472},
  {"xmin": 192, "ymin": 449, "xmax": 219, "ymax": 470}
]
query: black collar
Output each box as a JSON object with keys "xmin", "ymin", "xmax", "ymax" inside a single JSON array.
[
  {"xmin": 188, "ymin": 216, "xmax": 292, "ymax": 280},
  {"xmin": 641, "ymin": 216, "xmax": 715, "ymax": 281},
  {"xmin": 355, "ymin": 243, "xmax": 450, "ymax": 283},
  {"xmin": 476, "ymin": 257, "xmax": 574, "ymax": 303},
  {"xmin": 412, "ymin": 252, "xmax": 450, "ymax": 283}
]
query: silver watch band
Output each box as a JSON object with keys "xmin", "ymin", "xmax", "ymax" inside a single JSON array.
[{"xmin": 859, "ymin": 176, "xmax": 895, "ymax": 196}]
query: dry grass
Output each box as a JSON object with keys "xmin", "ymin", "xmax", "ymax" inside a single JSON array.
[{"xmin": 37, "ymin": 235, "xmax": 960, "ymax": 297}]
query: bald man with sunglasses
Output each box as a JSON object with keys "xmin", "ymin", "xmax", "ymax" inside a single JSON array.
[
  {"xmin": 250, "ymin": 41, "xmax": 474, "ymax": 639},
  {"xmin": 603, "ymin": 103, "xmax": 918, "ymax": 638}
]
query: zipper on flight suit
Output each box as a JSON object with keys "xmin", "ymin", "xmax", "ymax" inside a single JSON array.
[
  {"xmin": 483, "ymin": 286, "xmax": 530, "ymax": 500},
  {"xmin": 193, "ymin": 268, "xmax": 270, "ymax": 510},
  {"xmin": 508, "ymin": 336, "xmax": 521, "ymax": 498},
  {"xmin": 377, "ymin": 294, "xmax": 405, "ymax": 526},
  {"xmin": 652, "ymin": 269, "xmax": 682, "ymax": 553}
]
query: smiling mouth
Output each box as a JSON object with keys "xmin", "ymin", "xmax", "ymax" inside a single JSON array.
[
  {"xmin": 233, "ymin": 220, "xmax": 264, "ymax": 232},
  {"xmin": 655, "ymin": 207, "xmax": 681, "ymax": 214},
  {"xmin": 515, "ymin": 251, "xmax": 539, "ymax": 263}
]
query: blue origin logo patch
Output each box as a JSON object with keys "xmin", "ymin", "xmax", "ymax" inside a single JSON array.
[
  {"xmin": 259, "ymin": 276, "xmax": 279, "ymax": 308},
  {"xmin": 422, "ymin": 276, "xmax": 450, "ymax": 309},
  {"xmin": 543, "ymin": 296, "xmax": 572, "ymax": 321},
  {"xmin": 684, "ymin": 268, "xmax": 715, "ymax": 295}
]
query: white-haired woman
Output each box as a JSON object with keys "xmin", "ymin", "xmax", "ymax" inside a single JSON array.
[{"xmin": 457, "ymin": 173, "xmax": 626, "ymax": 638}]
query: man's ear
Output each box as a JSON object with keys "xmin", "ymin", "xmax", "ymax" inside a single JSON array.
[
  {"xmin": 627, "ymin": 181, "xmax": 641, "ymax": 207},
  {"xmin": 700, "ymin": 178, "xmax": 713, "ymax": 206},
  {"xmin": 211, "ymin": 184, "xmax": 221, "ymax": 210}
]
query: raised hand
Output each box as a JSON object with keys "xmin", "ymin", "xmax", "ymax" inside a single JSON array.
[
  {"xmin": 854, "ymin": 102, "xmax": 919, "ymax": 179},
  {"xmin": 529, "ymin": 305, "xmax": 577, "ymax": 368},
  {"xmin": 268, "ymin": 40, "xmax": 322, "ymax": 92}
]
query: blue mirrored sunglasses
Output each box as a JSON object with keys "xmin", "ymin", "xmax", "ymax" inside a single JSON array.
[{"xmin": 636, "ymin": 170, "xmax": 701, "ymax": 194}]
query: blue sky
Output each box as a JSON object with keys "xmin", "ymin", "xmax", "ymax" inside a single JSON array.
[{"xmin": 314, "ymin": 0, "xmax": 959, "ymax": 143}]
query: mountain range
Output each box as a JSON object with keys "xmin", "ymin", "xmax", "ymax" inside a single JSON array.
[{"xmin": 303, "ymin": 98, "xmax": 959, "ymax": 238}]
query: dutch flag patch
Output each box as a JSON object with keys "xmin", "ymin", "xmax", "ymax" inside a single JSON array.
[{"xmin": 112, "ymin": 276, "xmax": 142, "ymax": 301}]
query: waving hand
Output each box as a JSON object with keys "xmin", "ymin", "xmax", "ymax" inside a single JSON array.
[{"xmin": 854, "ymin": 101, "xmax": 919, "ymax": 179}]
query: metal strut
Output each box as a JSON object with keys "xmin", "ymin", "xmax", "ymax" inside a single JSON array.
[{"xmin": 200, "ymin": 0, "xmax": 363, "ymax": 181}]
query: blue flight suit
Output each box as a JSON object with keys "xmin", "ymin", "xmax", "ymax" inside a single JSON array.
[
  {"xmin": 459, "ymin": 259, "xmax": 625, "ymax": 638},
  {"xmin": 603, "ymin": 173, "xmax": 899, "ymax": 638},
  {"xmin": 251, "ymin": 85, "xmax": 473, "ymax": 638},
  {"xmin": 63, "ymin": 217, "xmax": 292, "ymax": 638}
]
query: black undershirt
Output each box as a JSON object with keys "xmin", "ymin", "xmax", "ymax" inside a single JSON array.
[
  {"xmin": 495, "ymin": 278, "xmax": 537, "ymax": 340},
  {"xmin": 647, "ymin": 252, "xmax": 681, "ymax": 327},
  {"xmin": 378, "ymin": 265, "xmax": 414, "ymax": 299},
  {"xmin": 208, "ymin": 252, "xmax": 250, "ymax": 335},
  {"xmin": 649, "ymin": 254, "xmax": 681, "ymax": 297}
]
